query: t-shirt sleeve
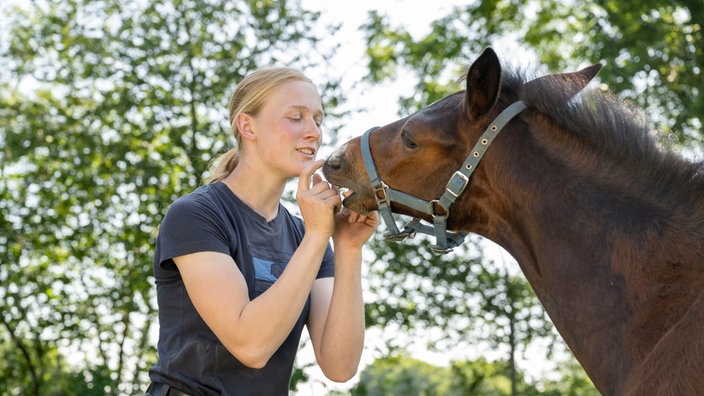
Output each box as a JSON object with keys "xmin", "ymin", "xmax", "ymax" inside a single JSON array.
[
  {"xmin": 317, "ymin": 243, "xmax": 335, "ymax": 279},
  {"xmin": 155, "ymin": 194, "xmax": 232, "ymax": 268}
]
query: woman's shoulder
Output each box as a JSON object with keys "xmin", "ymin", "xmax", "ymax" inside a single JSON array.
[
  {"xmin": 176, "ymin": 182, "xmax": 233, "ymax": 205},
  {"xmin": 164, "ymin": 183, "xmax": 228, "ymax": 218}
]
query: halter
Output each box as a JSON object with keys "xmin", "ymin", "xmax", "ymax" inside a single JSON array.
[{"xmin": 360, "ymin": 101, "xmax": 527, "ymax": 254}]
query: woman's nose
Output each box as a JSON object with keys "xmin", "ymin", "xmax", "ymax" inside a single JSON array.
[{"xmin": 305, "ymin": 118, "xmax": 321, "ymax": 139}]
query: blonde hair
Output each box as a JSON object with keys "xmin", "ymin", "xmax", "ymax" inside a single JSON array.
[{"xmin": 208, "ymin": 67, "xmax": 314, "ymax": 183}]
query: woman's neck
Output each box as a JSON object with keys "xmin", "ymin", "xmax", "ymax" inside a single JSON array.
[{"xmin": 221, "ymin": 164, "xmax": 286, "ymax": 222}]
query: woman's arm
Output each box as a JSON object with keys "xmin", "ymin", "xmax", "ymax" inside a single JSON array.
[
  {"xmin": 175, "ymin": 231, "xmax": 329, "ymax": 368},
  {"xmin": 307, "ymin": 210, "xmax": 378, "ymax": 382}
]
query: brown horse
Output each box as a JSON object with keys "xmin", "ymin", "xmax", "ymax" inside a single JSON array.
[{"xmin": 323, "ymin": 47, "xmax": 704, "ymax": 395}]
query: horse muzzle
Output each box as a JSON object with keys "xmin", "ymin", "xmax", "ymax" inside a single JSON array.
[{"xmin": 322, "ymin": 140, "xmax": 378, "ymax": 216}]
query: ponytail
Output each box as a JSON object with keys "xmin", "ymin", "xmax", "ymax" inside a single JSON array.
[{"xmin": 208, "ymin": 147, "xmax": 239, "ymax": 183}]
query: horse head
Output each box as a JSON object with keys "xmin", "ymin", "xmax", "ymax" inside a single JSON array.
[{"xmin": 323, "ymin": 47, "xmax": 600, "ymax": 233}]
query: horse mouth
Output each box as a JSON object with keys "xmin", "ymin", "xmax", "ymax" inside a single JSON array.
[
  {"xmin": 334, "ymin": 186, "xmax": 357, "ymax": 206},
  {"xmin": 322, "ymin": 157, "xmax": 377, "ymax": 215},
  {"xmin": 331, "ymin": 183, "xmax": 376, "ymax": 216}
]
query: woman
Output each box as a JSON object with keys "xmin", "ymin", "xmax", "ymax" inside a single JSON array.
[{"xmin": 146, "ymin": 67, "xmax": 378, "ymax": 395}]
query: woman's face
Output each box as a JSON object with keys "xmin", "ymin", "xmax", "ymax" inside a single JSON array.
[{"xmin": 247, "ymin": 80, "xmax": 324, "ymax": 178}]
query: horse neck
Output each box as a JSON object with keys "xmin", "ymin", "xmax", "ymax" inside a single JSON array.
[{"xmin": 455, "ymin": 116, "xmax": 704, "ymax": 394}]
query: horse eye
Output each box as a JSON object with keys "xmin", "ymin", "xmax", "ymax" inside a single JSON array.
[{"xmin": 402, "ymin": 133, "xmax": 418, "ymax": 149}]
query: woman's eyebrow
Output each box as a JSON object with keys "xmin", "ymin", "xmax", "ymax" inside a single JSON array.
[{"xmin": 289, "ymin": 105, "xmax": 324, "ymax": 118}]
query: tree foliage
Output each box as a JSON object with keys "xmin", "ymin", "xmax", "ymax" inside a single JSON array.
[
  {"xmin": 351, "ymin": 354, "xmax": 599, "ymax": 396},
  {"xmin": 363, "ymin": 233, "xmax": 558, "ymax": 394},
  {"xmin": 525, "ymin": 0, "xmax": 703, "ymax": 147},
  {"xmin": 0, "ymin": 0, "xmax": 341, "ymax": 394}
]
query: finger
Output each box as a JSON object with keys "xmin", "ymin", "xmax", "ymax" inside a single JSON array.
[
  {"xmin": 298, "ymin": 160, "xmax": 324, "ymax": 192},
  {"xmin": 347, "ymin": 211, "xmax": 360, "ymax": 223},
  {"xmin": 316, "ymin": 188, "xmax": 340, "ymax": 201},
  {"xmin": 366, "ymin": 211, "xmax": 380, "ymax": 226},
  {"xmin": 310, "ymin": 179, "xmax": 334, "ymax": 195},
  {"xmin": 328, "ymin": 194, "xmax": 342, "ymax": 207},
  {"xmin": 315, "ymin": 193, "xmax": 340, "ymax": 214},
  {"xmin": 311, "ymin": 172, "xmax": 323, "ymax": 187}
]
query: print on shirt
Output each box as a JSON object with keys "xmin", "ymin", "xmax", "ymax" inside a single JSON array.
[{"xmin": 253, "ymin": 256, "xmax": 287, "ymax": 292}]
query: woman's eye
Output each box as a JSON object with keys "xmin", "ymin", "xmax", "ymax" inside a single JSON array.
[{"xmin": 402, "ymin": 133, "xmax": 417, "ymax": 149}]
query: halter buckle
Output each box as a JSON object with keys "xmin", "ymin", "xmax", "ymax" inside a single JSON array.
[
  {"xmin": 373, "ymin": 182, "xmax": 390, "ymax": 205},
  {"xmin": 445, "ymin": 171, "xmax": 469, "ymax": 198}
]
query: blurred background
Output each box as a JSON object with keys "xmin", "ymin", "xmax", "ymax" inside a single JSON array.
[{"xmin": 1, "ymin": 0, "xmax": 701, "ymax": 394}]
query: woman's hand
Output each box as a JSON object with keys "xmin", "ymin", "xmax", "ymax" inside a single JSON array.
[
  {"xmin": 332, "ymin": 207, "xmax": 379, "ymax": 250},
  {"xmin": 296, "ymin": 160, "xmax": 341, "ymax": 238}
]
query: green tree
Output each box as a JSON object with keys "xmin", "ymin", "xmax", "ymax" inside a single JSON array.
[
  {"xmin": 0, "ymin": 0, "xmax": 342, "ymax": 394},
  {"xmin": 475, "ymin": 261, "xmax": 555, "ymax": 395},
  {"xmin": 536, "ymin": 356, "xmax": 601, "ymax": 396},
  {"xmin": 352, "ymin": 355, "xmax": 454, "ymax": 396},
  {"xmin": 525, "ymin": 0, "xmax": 703, "ymax": 147},
  {"xmin": 0, "ymin": 339, "xmax": 112, "ymax": 396},
  {"xmin": 352, "ymin": 354, "xmax": 588, "ymax": 396}
]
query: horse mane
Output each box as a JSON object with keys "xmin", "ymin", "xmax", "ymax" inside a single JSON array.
[
  {"xmin": 507, "ymin": 68, "xmax": 653, "ymax": 162},
  {"xmin": 497, "ymin": 66, "xmax": 704, "ymax": 212}
]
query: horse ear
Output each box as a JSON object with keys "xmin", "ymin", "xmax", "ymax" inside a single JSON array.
[
  {"xmin": 465, "ymin": 47, "xmax": 502, "ymax": 120},
  {"xmin": 522, "ymin": 63, "xmax": 603, "ymax": 103}
]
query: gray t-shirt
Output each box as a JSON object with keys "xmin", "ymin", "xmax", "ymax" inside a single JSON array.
[{"xmin": 149, "ymin": 182, "xmax": 334, "ymax": 395}]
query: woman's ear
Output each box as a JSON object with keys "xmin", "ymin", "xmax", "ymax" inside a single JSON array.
[{"xmin": 235, "ymin": 113, "xmax": 256, "ymax": 141}]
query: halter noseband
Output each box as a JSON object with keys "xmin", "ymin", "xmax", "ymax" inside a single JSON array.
[{"xmin": 360, "ymin": 101, "xmax": 527, "ymax": 254}]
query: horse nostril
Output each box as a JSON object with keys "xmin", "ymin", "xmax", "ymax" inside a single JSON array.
[{"xmin": 326, "ymin": 155, "xmax": 341, "ymax": 169}]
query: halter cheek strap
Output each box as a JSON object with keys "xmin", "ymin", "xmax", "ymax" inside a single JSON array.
[{"xmin": 360, "ymin": 101, "xmax": 527, "ymax": 254}]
